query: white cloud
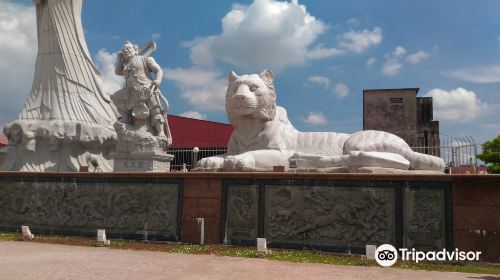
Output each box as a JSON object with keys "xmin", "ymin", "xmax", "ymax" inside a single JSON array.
[
  {"xmin": 308, "ymin": 75, "xmax": 331, "ymax": 90},
  {"xmin": 406, "ymin": 51, "xmax": 430, "ymax": 64},
  {"xmin": 307, "ymin": 76, "xmax": 349, "ymax": 98},
  {"xmin": 303, "ymin": 112, "xmax": 328, "ymax": 125},
  {"xmin": 307, "ymin": 27, "xmax": 383, "ymax": 59},
  {"xmin": 0, "ymin": 1, "xmax": 37, "ymax": 128},
  {"xmin": 380, "ymin": 46, "xmax": 406, "ymax": 76},
  {"xmin": 184, "ymin": 36, "xmax": 216, "ymax": 67},
  {"xmin": 338, "ymin": 27, "xmax": 383, "ymax": 53},
  {"xmin": 168, "ymin": 0, "xmax": 341, "ymax": 113},
  {"xmin": 185, "ymin": 0, "xmax": 327, "ymax": 70},
  {"xmin": 95, "ymin": 49, "xmax": 124, "ymax": 94},
  {"xmin": 424, "ymin": 87, "xmax": 489, "ymax": 122},
  {"xmin": 444, "ymin": 65, "xmax": 500, "ymax": 83},
  {"xmin": 381, "ymin": 59, "xmax": 402, "ymax": 76},
  {"xmin": 306, "ymin": 46, "xmax": 345, "ymax": 59},
  {"xmin": 346, "ymin": 17, "xmax": 359, "ymax": 25},
  {"xmin": 365, "ymin": 57, "xmax": 376, "ymax": 68},
  {"xmin": 179, "ymin": 111, "xmax": 207, "ymax": 120},
  {"xmin": 169, "ymin": 0, "xmax": 383, "ymax": 115},
  {"xmin": 380, "ymin": 47, "xmax": 432, "ymax": 75},
  {"xmin": 334, "ymin": 83, "xmax": 349, "ymax": 98},
  {"xmin": 183, "ymin": 0, "xmax": 382, "ymax": 71},
  {"xmin": 151, "ymin": 33, "xmax": 161, "ymax": 40},
  {"xmin": 392, "ymin": 46, "xmax": 406, "ymax": 57},
  {"xmin": 164, "ymin": 67, "xmax": 227, "ymax": 111}
]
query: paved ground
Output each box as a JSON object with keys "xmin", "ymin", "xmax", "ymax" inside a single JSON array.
[{"xmin": 0, "ymin": 241, "xmax": 497, "ymax": 280}]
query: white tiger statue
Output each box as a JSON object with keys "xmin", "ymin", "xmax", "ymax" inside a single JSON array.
[{"xmin": 197, "ymin": 70, "xmax": 444, "ymax": 172}]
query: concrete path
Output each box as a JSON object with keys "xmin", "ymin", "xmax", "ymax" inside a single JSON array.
[{"xmin": 0, "ymin": 241, "xmax": 497, "ymax": 280}]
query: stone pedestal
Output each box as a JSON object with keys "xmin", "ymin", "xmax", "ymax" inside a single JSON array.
[
  {"xmin": 111, "ymin": 151, "xmax": 174, "ymax": 172},
  {"xmin": 111, "ymin": 122, "xmax": 174, "ymax": 172}
]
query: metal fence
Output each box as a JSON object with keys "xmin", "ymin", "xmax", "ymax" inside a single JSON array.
[
  {"xmin": 410, "ymin": 136, "xmax": 478, "ymax": 168},
  {"xmin": 170, "ymin": 136, "xmax": 479, "ymax": 172},
  {"xmin": 169, "ymin": 146, "xmax": 227, "ymax": 171}
]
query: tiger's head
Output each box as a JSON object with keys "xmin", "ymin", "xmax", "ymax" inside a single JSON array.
[{"xmin": 226, "ymin": 70, "xmax": 276, "ymax": 124}]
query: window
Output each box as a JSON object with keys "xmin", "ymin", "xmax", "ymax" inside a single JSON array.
[{"xmin": 389, "ymin": 97, "xmax": 403, "ymax": 104}]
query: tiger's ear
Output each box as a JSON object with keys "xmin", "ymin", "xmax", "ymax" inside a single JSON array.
[
  {"xmin": 259, "ymin": 70, "xmax": 274, "ymax": 83},
  {"xmin": 229, "ymin": 71, "xmax": 238, "ymax": 84}
]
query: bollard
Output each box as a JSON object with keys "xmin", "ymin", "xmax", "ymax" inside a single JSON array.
[
  {"xmin": 196, "ymin": 217, "xmax": 205, "ymax": 245},
  {"xmin": 192, "ymin": 147, "xmax": 200, "ymax": 169},
  {"xmin": 366, "ymin": 244, "xmax": 376, "ymax": 260},
  {"xmin": 21, "ymin": 226, "xmax": 34, "ymax": 240},
  {"xmin": 97, "ymin": 229, "xmax": 110, "ymax": 246},
  {"xmin": 257, "ymin": 238, "xmax": 268, "ymax": 253}
]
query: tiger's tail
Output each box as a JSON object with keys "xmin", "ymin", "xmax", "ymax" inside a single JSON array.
[{"xmin": 407, "ymin": 151, "xmax": 445, "ymax": 171}]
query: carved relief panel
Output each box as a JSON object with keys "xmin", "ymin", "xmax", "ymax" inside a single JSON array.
[
  {"xmin": 265, "ymin": 185, "xmax": 396, "ymax": 248},
  {"xmin": 404, "ymin": 188, "xmax": 446, "ymax": 250},
  {"xmin": 0, "ymin": 180, "xmax": 179, "ymax": 239},
  {"xmin": 225, "ymin": 184, "xmax": 259, "ymax": 242}
]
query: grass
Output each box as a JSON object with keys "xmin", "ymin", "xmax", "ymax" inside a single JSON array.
[{"xmin": 1, "ymin": 232, "xmax": 499, "ymax": 275}]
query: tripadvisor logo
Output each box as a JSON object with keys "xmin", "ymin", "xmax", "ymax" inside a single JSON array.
[
  {"xmin": 375, "ymin": 244, "xmax": 398, "ymax": 267},
  {"xmin": 374, "ymin": 244, "xmax": 482, "ymax": 267}
]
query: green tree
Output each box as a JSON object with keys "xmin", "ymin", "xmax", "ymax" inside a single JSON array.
[{"xmin": 477, "ymin": 135, "xmax": 500, "ymax": 174}]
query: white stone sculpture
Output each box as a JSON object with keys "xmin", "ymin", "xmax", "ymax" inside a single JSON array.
[
  {"xmin": 112, "ymin": 41, "xmax": 171, "ymax": 145},
  {"xmin": 2, "ymin": 0, "xmax": 117, "ymax": 172},
  {"xmin": 109, "ymin": 41, "xmax": 173, "ymax": 172},
  {"xmin": 196, "ymin": 70, "xmax": 445, "ymax": 172}
]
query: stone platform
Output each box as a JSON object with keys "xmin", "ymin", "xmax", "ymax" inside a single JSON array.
[
  {"xmin": 111, "ymin": 122, "xmax": 174, "ymax": 172},
  {"xmin": 110, "ymin": 151, "xmax": 174, "ymax": 172},
  {"xmin": 0, "ymin": 172, "xmax": 498, "ymax": 262}
]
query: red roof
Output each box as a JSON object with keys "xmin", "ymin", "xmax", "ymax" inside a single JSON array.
[
  {"xmin": 168, "ymin": 114, "xmax": 233, "ymax": 148},
  {"xmin": 0, "ymin": 135, "xmax": 7, "ymax": 147}
]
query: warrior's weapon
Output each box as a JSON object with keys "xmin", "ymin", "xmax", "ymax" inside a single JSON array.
[
  {"xmin": 150, "ymin": 84, "xmax": 169, "ymax": 113},
  {"xmin": 150, "ymin": 84, "xmax": 172, "ymax": 141},
  {"xmin": 139, "ymin": 41, "xmax": 157, "ymax": 57},
  {"xmin": 140, "ymin": 40, "xmax": 167, "ymax": 111}
]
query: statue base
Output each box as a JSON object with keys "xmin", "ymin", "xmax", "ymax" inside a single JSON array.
[
  {"xmin": 1, "ymin": 120, "xmax": 116, "ymax": 172},
  {"xmin": 110, "ymin": 151, "xmax": 174, "ymax": 172},
  {"xmin": 111, "ymin": 122, "xmax": 174, "ymax": 172}
]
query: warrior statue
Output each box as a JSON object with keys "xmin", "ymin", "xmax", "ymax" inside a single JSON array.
[
  {"xmin": 109, "ymin": 42, "xmax": 174, "ymax": 172},
  {"xmin": 2, "ymin": 0, "xmax": 118, "ymax": 172},
  {"xmin": 112, "ymin": 41, "xmax": 172, "ymax": 148}
]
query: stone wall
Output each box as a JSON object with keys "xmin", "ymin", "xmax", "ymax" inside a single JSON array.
[
  {"xmin": 0, "ymin": 172, "xmax": 498, "ymax": 261},
  {"xmin": 222, "ymin": 179, "xmax": 450, "ymax": 253},
  {"xmin": 452, "ymin": 176, "xmax": 500, "ymax": 262},
  {"xmin": 0, "ymin": 175, "xmax": 182, "ymax": 241},
  {"xmin": 182, "ymin": 178, "xmax": 222, "ymax": 244}
]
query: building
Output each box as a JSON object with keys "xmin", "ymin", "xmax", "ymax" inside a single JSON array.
[
  {"xmin": 363, "ymin": 88, "xmax": 440, "ymax": 154},
  {"xmin": 167, "ymin": 115, "xmax": 232, "ymax": 170}
]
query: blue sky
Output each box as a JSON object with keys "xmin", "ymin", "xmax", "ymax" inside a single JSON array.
[{"xmin": 1, "ymin": 0, "xmax": 499, "ymax": 145}]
